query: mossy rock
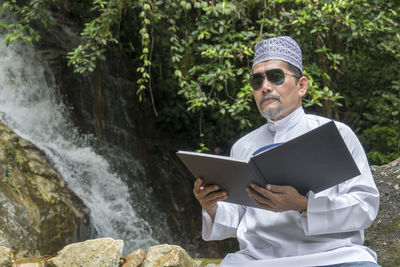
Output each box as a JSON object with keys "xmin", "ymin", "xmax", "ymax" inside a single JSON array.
[
  {"xmin": 0, "ymin": 120, "xmax": 91, "ymax": 257},
  {"xmin": 365, "ymin": 158, "xmax": 400, "ymax": 267}
]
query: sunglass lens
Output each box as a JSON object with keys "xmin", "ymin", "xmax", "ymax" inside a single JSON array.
[
  {"xmin": 266, "ymin": 69, "xmax": 285, "ymax": 85},
  {"xmin": 250, "ymin": 73, "xmax": 264, "ymax": 90}
]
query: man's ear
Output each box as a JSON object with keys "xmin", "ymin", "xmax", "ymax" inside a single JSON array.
[{"xmin": 297, "ymin": 76, "xmax": 308, "ymax": 97}]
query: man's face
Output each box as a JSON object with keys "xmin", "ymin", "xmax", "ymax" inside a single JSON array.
[{"xmin": 252, "ymin": 60, "xmax": 307, "ymax": 121}]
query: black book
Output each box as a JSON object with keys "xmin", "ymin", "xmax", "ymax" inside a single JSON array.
[{"xmin": 177, "ymin": 121, "xmax": 361, "ymax": 208}]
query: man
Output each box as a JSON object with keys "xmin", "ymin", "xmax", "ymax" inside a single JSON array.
[{"xmin": 193, "ymin": 36, "xmax": 380, "ymax": 267}]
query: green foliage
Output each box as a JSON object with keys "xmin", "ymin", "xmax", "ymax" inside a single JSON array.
[
  {"xmin": 358, "ymin": 79, "xmax": 400, "ymax": 165},
  {"xmin": 303, "ymin": 68, "xmax": 343, "ymax": 108},
  {"xmin": 360, "ymin": 125, "xmax": 400, "ymax": 165},
  {"xmin": 175, "ymin": 1, "xmax": 257, "ymax": 130},
  {"xmin": 0, "ymin": 0, "xmax": 55, "ymax": 45},
  {"xmin": 1, "ymin": 0, "xmax": 399, "ymax": 164},
  {"xmin": 66, "ymin": 0, "xmax": 124, "ymax": 73}
]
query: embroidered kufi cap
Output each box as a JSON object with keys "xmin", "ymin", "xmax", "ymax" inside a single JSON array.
[{"xmin": 252, "ymin": 36, "xmax": 302, "ymax": 72}]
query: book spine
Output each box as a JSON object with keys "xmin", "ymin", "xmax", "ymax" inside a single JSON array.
[{"xmin": 248, "ymin": 160, "xmax": 268, "ymax": 185}]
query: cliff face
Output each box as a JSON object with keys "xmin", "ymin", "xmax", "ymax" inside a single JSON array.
[{"xmin": 0, "ymin": 120, "xmax": 91, "ymax": 257}]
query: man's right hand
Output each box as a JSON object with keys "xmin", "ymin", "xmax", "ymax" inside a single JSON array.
[{"xmin": 193, "ymin": 178, "xmax": 227, "ymax": 222}]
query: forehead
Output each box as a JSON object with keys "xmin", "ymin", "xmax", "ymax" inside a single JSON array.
[{"xmin": 252, "ymin": 60, "xmax": 288, "ymax": 73}]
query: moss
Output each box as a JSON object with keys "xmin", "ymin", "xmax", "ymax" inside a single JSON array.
[
  {"xmin": 5, "ymin": 142, "xmax": 17, "ymax": 161},
  {"xmin": 378, "ymin": 239, "xmax": 400, "ymax": 267},
  {"xmin": 2, "ymin": 164, "xmax": 21, "ymax": 193},
  {"xmin": 2, "ymin": 141, "xmax": 25, "ymax": 193},
  {"xmin": 381, "ymin": 255, "xmax": 400, "ymax": 267},
  {"xmin": 378, "ymin": 214, "xmax": 400, "ymax": 237},
  {"xmin": 388, "ymin": 214, "xmax": 400, "ymax": 232},
  {"xmin": 193, "ymin": 258, "xmax": 222, "ymax": 266}
]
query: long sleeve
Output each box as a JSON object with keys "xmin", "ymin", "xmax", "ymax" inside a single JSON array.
[
  {"xmin": 202, "ymin": 201, "xmax": 246, "ymax": 241},
  {"xmin": 301, "ymin": 125, "xmax": 380, "ymax": 235}
]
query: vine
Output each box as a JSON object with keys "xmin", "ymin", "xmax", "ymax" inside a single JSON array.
[
  {"xmin": 66, "ymin": 0, "xmax": 123, "ymax": 73},
  {"xmin": 136, "ymin": 0, "xmax": 157, "ymax": 116}
]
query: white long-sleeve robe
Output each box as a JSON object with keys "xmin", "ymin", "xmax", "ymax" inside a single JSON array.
[{"xmin": 202, "ymin": 107, "xmax": 380, "ymax": 267}]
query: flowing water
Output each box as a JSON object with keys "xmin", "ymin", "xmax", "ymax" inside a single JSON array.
[{"xmin": 0, "ymin": 35, "xmax": 164, "ymax": 253}]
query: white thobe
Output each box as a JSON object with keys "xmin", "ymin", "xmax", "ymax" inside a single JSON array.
[{"xmin": 202, "ymin": 107, "xmax": 380, "ymax": 267}]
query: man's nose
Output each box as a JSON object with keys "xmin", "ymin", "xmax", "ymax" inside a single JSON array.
[{"xmin": 260, "ymin": 77, "xmax": 273, "ymax": 93}]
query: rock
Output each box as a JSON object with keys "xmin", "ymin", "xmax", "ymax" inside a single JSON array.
[
  {"xmin": 141, "ymin": 244, "xmax": 197, "ymax": 267},
  {"xmin": 0, "ymin": 246, "xmax": 12, "ymax": 266},
  {"xmin": 366, "ymin": 158, "xmax": 400, "ymax": 267},
  {"xmin": 46, "ymin": 238, "xmax": 123, "ymax": 267},
  {"xmin": 122, "ymin": 248, "xmax": 146, "ymax": 267},
  {"xmin": 0, "ymin": 120, "xmax": 91, "ymax": 257}
]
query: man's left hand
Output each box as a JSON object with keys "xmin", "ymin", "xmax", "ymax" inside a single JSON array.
[{"xmin": 246, "ymin": 184, "xmax": 308, "ymax": 213}]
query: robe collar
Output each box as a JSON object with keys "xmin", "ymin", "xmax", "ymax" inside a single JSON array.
[{"xmin": 267, "ymin": 106, "xmax": 305, "ymax": 134}]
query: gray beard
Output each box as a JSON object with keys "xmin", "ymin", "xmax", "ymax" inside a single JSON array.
[
  {"xmin": 259, "ymin": 95, "xmax": 283, "ymax": 120},
  {"xmin": 260, "ymin": 104, "xmax": 283, "ymax": 120}
]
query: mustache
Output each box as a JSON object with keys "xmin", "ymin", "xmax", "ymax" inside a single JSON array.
[{"xmin": 259, "ymin": 93, "xmax": 280, "ymax": 105}]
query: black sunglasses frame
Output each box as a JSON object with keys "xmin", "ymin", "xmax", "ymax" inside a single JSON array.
[{"xmin": 250, "ymin": 68, "xmax": 299, "ymax": 91}]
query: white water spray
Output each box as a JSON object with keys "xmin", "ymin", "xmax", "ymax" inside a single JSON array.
[{"xmin": 0, "ymin": 38, "xmax": 159, "ymax": 252}]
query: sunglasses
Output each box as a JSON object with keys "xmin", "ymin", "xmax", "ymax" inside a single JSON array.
[{"xmin": 250, "ymin": 68, "xmax": 299, "ymax": 90}]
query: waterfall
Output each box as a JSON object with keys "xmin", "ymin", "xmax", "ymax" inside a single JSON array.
[{"xmin": 0, "ymin": 36, "xmax": 163, "ymax": 253}]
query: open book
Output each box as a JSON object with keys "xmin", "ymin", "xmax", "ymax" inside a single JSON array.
[{"xmin": 177, "ymin": 121, "xmax": 361, "ymax": 208}]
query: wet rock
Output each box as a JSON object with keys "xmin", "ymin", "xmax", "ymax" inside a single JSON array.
[
  {"xmin": 0, "ymin": 120, "xmax": 91, "ymax": 257},
  {"xmin": 46, "ymin": 238, "xmax": 123, "ymax": 267}
]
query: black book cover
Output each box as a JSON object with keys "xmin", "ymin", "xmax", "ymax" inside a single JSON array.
[{"xmin": 177, "ymin": 121, "xmax": 361, "ymax": 208}]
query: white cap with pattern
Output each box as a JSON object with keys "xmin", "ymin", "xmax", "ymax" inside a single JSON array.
[{"xmin": 252, "ymin": 36, "xmax": 302, "ymax": 72}]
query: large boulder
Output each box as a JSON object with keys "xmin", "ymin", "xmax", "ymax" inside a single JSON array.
[
  {"xmin": 46, "ymin": 238, "xmax": 123, "ymax": 267},
  {"xmin": 365, "ymin": 158, "xmax": 400, "ymax": 266},
  {"xmin": 139, "ymin": 244, "xmax": 197, "ymax": 267},
  {"xmin": 0, "ymin": 120, "xmax": 91, "ymax": 257},
  {"xmin": 121, "ymin": 244, "xmax": 198, "ymax": 267},
  {"xmin": 122, "ymin": 248, "xmax": 146, "ymax": 267}
]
